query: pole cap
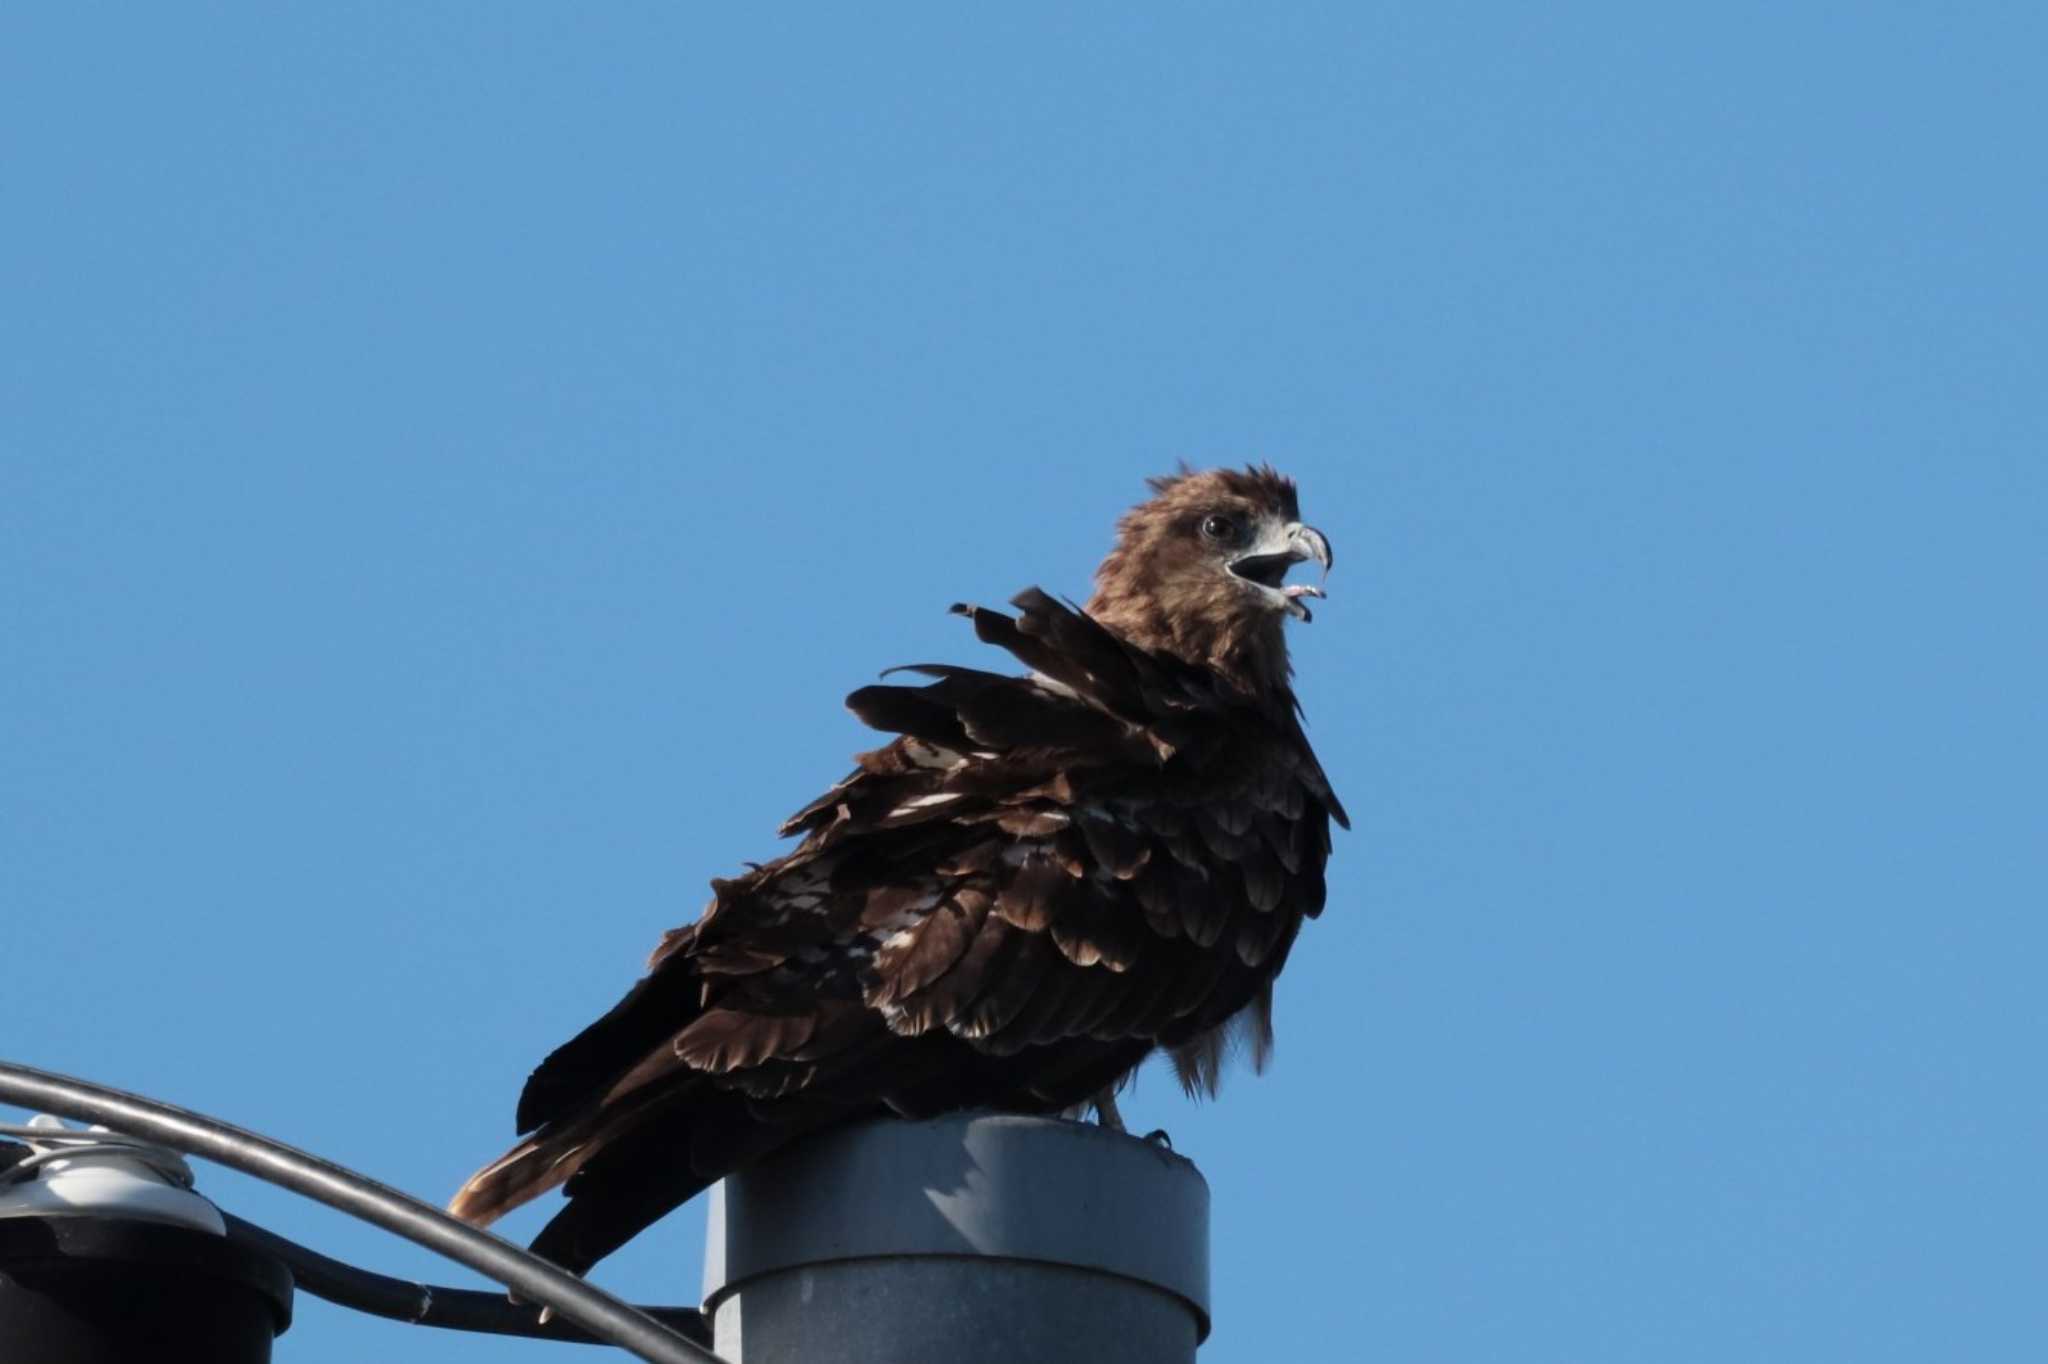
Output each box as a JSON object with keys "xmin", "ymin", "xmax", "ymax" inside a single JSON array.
[{"xmin": 704, "ymin": 1112, "xmax": 1210, "ymax": 1339}]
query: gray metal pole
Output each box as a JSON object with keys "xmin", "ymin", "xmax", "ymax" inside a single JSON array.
[{"xmin": 702, "ymin": 1113, "xmax": 1210, "ymax": 1364}]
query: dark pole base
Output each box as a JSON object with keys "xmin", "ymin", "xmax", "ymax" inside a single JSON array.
[{"xmin": 0, "ymin": 1216, "xmax": 292, "ymax": 1364}]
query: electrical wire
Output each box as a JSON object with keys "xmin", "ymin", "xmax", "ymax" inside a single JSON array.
[
  {"xmin": 0, "ymin": 1061, "xmax": 728, "ymax": 1364},
  {"xmin": 0, "ymin": 1119, "xmax": 712, "ymax": 1345},
  {"xmin": 218, "ymin": 1212, "xmax": 712, "ymax": 1346}
]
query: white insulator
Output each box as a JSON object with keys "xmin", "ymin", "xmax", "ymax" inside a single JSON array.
[{"xmin": 0, "ymin": 1114, "xmax": 226, "ymax": 1234}]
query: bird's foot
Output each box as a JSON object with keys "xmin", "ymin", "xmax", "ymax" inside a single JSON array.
[
  {"xmin": 1091, "ymin": 1089, "xmax": 1127, "ymax": 1133},
  {"xmin": 1140, "ymin": 1128, "xmax": 1174, "ymax": 1150}
]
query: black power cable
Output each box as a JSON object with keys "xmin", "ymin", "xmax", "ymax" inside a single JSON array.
[
  {"xmin": 0, "ymin": 1061, "xmax": 727, "ymax": 1364},
  {"xmin": 2, "ymin": 1124, "xmax": 711, "ymax": 1344},
  {"xmin": 218, "ymin": 1212, "xmax": 712, "ymax": 1347}
]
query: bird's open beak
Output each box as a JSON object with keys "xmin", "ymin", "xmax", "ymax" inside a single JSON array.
[{"xmin": 1229, "ymin": 522, "xmax": 1334, "ymax": 622}]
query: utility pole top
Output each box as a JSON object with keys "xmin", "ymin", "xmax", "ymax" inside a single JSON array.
[{"xmin": 703, "ymin": 1112, "xmax": 1211, "ymax": 1364}]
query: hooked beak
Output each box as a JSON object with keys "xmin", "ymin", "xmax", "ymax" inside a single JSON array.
[
  {"xmin": 1229, "ymin": 522, "xmax": 1335, "ymax": 622},
  {"xmin": 1289, "ymin": 523, "xmax": 1333, "ymax": 574}
]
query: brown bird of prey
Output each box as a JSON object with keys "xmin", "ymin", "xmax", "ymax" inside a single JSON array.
[{"xmin": 450, "ymin": 465, "xmax": 1347, "ymax": 1275}]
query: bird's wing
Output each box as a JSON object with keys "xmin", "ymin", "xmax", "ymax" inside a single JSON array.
[{"xmin": 451, "ymin": 589, "xmax": 1342, "ymax": 1272}]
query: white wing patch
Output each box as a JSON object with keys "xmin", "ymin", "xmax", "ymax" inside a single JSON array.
[{"xmin": 891, "ymin": 791, "xmax": 965, "ymax": 814}]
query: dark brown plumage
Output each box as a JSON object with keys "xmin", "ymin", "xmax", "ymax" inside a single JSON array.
[{"xmin": 449, "ymin": 465, "xmax": 1347, "ymax": 1275}]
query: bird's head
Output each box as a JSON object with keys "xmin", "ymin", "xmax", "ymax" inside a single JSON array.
[{"xmin": 1086, "ymin": 464, "xmax": 1333, "ymax": 695}]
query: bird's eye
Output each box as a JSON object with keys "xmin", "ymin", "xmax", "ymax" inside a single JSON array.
[{"xmin": 1200, "ymin": 514, "xmax": 1239, "ymax": 543}]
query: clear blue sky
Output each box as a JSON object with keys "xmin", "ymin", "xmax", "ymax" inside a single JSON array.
[{"xmin": 5, "ymin": 6, "xmax": 2043, "ymax": 1361}]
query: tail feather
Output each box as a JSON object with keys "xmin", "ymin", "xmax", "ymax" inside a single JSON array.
[
  {"xmin": 447, "ymin": 1123, "xmax": 594, "ymax": 1229},
  {"xmin": 450, "ymin": 1086, "xmax": 813, "ymax": 1275},
  {"xmin": 516, "ymin": 965, "xmax": 703, "ymax": 1134},
  {"xmin": 447, "ymin": 1093, "xmax": 661, "ymax": 1229},
  {"xmin": 527, "ymin": 1090, "xmax": 796, "ymax": 1276}
]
